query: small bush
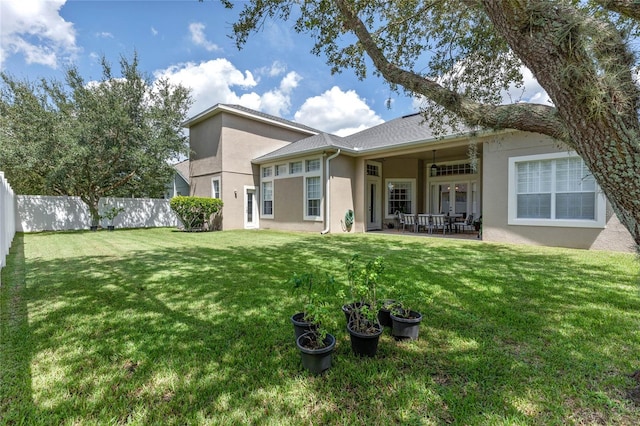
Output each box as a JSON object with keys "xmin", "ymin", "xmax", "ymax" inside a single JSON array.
[{"xmin": 169, "ymin": 196, "xmax": 223, "ymax": 231}]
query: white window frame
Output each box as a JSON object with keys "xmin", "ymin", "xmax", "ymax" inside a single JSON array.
[
  {"xmin": 289, "ymin": 161, "xmax": 303, "ymax": 175},
  {"xmin": 262, "ymin": 166, "xmax": 273, "ymax": 178},
  {"xmin": 211, "ymin": 177, "xmax": 221, "ymax": 199},
  {"xmin": 261, "ymin": 180, "xmax": 274, "ymax": 218},
  {"xmin": 385, "ymin": 178, "xmax": 416, "ymax": 218},
  {"xmin": 508, "ymin": 152, "xmax": 606, "ymax": 228},
  {"xmin": 275, "ymin": 164, "xmax": 287, "ymax": 176},
  {"xmin": 304, "ymin": 156, "xmax": 323, "ymax": 221},
  {"xmin": 306, "ymin": 159, "xmax": 321, "ymax": 173}
]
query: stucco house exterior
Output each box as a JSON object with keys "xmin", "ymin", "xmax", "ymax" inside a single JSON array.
[{"xmin": 183, "ymin": 103, "xmax": 635, "ymax": 252}]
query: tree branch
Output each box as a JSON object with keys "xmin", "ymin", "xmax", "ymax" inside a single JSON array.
[
  {"xmin": 597, "ymin": 0, "xmax": 640, "ymax": 20},
  {"xmin": 334, "ymin": 0, "xmax": 569, "ymax": 141}
]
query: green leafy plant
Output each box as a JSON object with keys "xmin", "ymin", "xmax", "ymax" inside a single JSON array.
[
  {"xmin": 169, "ymin": 196, "xmax": 223, "ymax": 232},
  {"xmin": 290, "ymin": 272, "xmax": 337, "ymax": 348},
  {"xmin": 343, "ymin": 255, "xmax": 386, "ymax": 334},
  {"xmin": 100, "ymin": 205, "xmax": 125, "ymax": 224}
]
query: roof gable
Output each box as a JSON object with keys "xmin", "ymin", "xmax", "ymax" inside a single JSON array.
[{"xmin": 182, "ymin": 103, "xmax": 319, "ymax": 135}]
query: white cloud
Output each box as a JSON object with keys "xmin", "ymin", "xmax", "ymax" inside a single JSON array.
[
  {"xmin": 0, "ymin": 0, "xmax": 78, "ymax": 68},
  {"xmin": 294, "ymin": 86, "xmax": 384, "ymax": 136},
  {"xmin": 502, "ymin": 67, "xmax": 553, "ymax": 105},
  {"xmin": 154, "ymin": 59, "xmax": 260, "ymax": 117},
  {"xmin": 151, "ymin": 27, "xmax": 158, "ymax": 36},
  {"xmin": 188, "ymin": 22, "xmax": 220, "ymax": 52},
  {"xmin": 155, "ymin": 60, "xmax": 306, "ymax": 119},
  {"xmin": 96, "ymin": 32, "xmax": 113, "ymax": 39}
]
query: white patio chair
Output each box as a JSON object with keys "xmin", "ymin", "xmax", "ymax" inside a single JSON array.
[{"xmin": 430, "ymin": 214, "xmax": 447, "ymax": 235}]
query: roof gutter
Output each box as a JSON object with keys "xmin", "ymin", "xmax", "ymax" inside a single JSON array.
[{"xmin": 320, "ymin": 149, "xmax": 341, "ymax": 235}]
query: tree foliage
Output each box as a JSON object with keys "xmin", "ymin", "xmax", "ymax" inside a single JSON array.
[
  {"xmin": 0, "ymin": 53, "xmax": 192, "ymax": 226},
  {"xmin": 230, "ymin": 0, "xmax": 640, "ymax": 249}
]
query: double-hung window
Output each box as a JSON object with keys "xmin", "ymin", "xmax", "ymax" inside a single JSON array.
[
  {"xmin": 304, "ymin": 158, "xmax": 322, "ymax": 220},
  {"xmin": 261, "ymin": 166, "xmax": 274, "ymax": 218},
  {"xmin": 262, "ymin": 181, "xmax": 273, "ymax": 216},
  {"xmin": 386, "ymin": 180, "xmax": 414, "ymax": 216},
  {"xmin": 306, "ymin": 176, "xmax": 321, "ymax": 217},
  {"xmin": 508, "ymin": 152, "xmax": 605, "ymax": 227}
]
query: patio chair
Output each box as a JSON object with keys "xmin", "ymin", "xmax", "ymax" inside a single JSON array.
[
  {"xmin": 430, "ymin": 214, "xmax": 447, "ymax": 235},
  {"xmin": 417, "ymin": 214, "xmax": 430, "ymax": 233},
  {"xmin": 455, "ymin": 214, "xmax": 475, "ymax": 233},
  {"xmin": 402, "ymin": 214, "xmax": 416, "ymax": 232}
]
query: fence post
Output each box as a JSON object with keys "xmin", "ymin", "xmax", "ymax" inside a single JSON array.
[{"xmin": 0, "ymin": 171, "xmax": 17, "ymax": 286}]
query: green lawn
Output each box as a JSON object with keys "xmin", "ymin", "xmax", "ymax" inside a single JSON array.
[{"xmin": 1, "ymin": 228, "xmax": 640, "ymax": 425}]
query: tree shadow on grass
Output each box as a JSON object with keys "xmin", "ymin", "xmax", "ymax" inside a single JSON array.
[{"xmin": 2, "ymin": 230, "xmax": 640, "ymax": 424}]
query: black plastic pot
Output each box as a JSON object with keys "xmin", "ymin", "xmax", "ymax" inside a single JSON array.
[
  {"xmin": 347, "ymin": 321, "xmax": 383, "ymax": 357},
  {"xmin": 296, "ymin": 332, "xmax": 335, "ymax": 375},
  {"xmin": 342, "ymin": 302, "xmax": 370, "ymax": 324},
  {"xmin": 291, "ymin": 312, "xmax": 316, "ymax": 341},
  {"xmin": 90, "ymin": 225, "xmax": 98, "ymax": 232},
  {"xmin": 377, "ymin": 300, "xmax": 396, "ymax": 327},
  {"xmin": 107, "ymin": 225, "xmax": 115, "ymax": 231},
  {"xmin": 390, "ymin": 310, "xmax": 423, "ymax": 340}
]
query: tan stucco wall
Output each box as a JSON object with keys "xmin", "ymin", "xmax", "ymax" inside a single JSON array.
[
  {"xmin": 483, "ymin": 132, "xmax": 635, "ymax": 252},
  {"xmin": 220, "ymin": 114, "xmax": 303, "ymax": 175},
  {"xmin": 187, "ymin": 110, "xmax": 315, "ymax": 231},
  {"xmin": 328, "ymin": 155, "xmax": 357, "ymax": 233},
  {"xmin": 260, "ymin": 176, "xmax": 324, "ymax": 232},
  {"xmin": 189, "ymin": 115, "xmax": 222, "ymax": 180}
]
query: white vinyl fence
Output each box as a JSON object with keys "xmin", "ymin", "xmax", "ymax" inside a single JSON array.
[
  {"xmin": 16, "ymin": 196, "xmax": 178, "ymax": 232},
  {"xmin": 1, "ymin": 172, "xmax": 17, "ymax": 285}
]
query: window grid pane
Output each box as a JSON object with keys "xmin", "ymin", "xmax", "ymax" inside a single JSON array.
[
  {"xmin": 306, "ymin": 159, "xmax": 320, "ymax": 172},
  {"xmin": 516, "ymin": 157, "xmax": 595, "ymax": 220},
  {"xmin": 289, "ymin": 161, "xmax": 302, "ymax": 174},
  {"xmin": 387, "ymin": 181, "xmax": 412, "ymax": 215},
  {"xmin": 306, "ymin": 176, "xmax": 321, "ymax": 216},
  {"xmin": 262, "ymin": 182, "xmax": 273, "ymax": 215}
]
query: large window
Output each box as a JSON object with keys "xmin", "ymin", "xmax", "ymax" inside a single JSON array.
[
  {"xmin": 306, "ymin": 176, "xmax": 321, "ymax": 218},
  {"xmin": 262, "ymin": 181, "xmax": 273, "ymax": 217},
  {"xmin": 386, "ymin": 180, "xmax": 414, "ymax": 216},
  {"xmin": 508, "ymin": 153, "xmax": 605, "ymax": 227}
]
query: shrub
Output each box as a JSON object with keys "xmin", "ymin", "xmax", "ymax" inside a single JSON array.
[{"xmin": 169, "ymin": 196, "xmax": 223, "ymax": 232}]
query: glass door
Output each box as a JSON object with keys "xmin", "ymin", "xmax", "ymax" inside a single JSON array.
[
  {"xmin": 244, "ymin": 186, "xmax": 258, "ymax": 229},
  {"xmin": 430, "ymin": 181, "xmax": 470, "ymax": 218}
]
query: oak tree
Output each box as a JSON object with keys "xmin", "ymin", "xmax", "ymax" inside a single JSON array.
[{"xmin": 0, "ymin": 54, "xmax": 192, "ymax": 226}]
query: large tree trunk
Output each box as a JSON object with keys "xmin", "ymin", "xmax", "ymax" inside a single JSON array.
[{"xmin": 482, "ymin": 2, "xmax": 640, "ymax": 249}]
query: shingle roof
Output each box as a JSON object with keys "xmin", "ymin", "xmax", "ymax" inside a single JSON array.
[
  {"xmin": 253, "ymin": 132, "xmax": 353, "ymax": 162},
  {"xmin": 182, "ymin": 103, "xmax": 320, "ymax": 135},
  {"xmin": 253, "ymin": 112, "xmax": 473, "ymax": 163}
]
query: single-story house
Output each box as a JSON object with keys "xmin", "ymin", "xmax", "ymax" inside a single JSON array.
[
  {"xmin": 165, "ymin": 159, "xmax": 190, "ymax": 199},
  {"xmin": 182, "ymin": 103, "xmax": 635, "ymax": 252}
]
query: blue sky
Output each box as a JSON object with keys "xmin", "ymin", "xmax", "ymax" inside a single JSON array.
[{"xmin": 0, "ymin": 0, "xmax": 549, "ymax": 136}]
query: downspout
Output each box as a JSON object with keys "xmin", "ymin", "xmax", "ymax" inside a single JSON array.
[{"xmin": 320, "ymin": 149, "xmax": 341, "ymax": 234}]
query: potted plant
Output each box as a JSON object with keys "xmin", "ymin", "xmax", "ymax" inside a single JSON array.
[
  {"xmin": 288, "ymin": 271, "xmax": 338, "ymax": 374},
  {"xmin": 390, "ymin": 301, "xmax": 423, "ymax": 340},
  {"xmin": 342, "ymin": 255, "xmax": 385, "ymax": 357},
  {"xmin": 377, "ymin": 299, "xmax": 398, "ymax": 328},
  {"xmin": 100, "ymin": 205, "xmax": 124, "ymax": 231},
  {"xmin": 295, "ymin": 301, "xmax": 337, "ymax": 375},
  {"xmin": 289, "ymin": 272, "xmax": 335, "ymax": 341}
]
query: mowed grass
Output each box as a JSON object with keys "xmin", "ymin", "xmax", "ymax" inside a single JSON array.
[{"xmin": 1, "ymin": 228, "xmax": 640, "ymax": 425}]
